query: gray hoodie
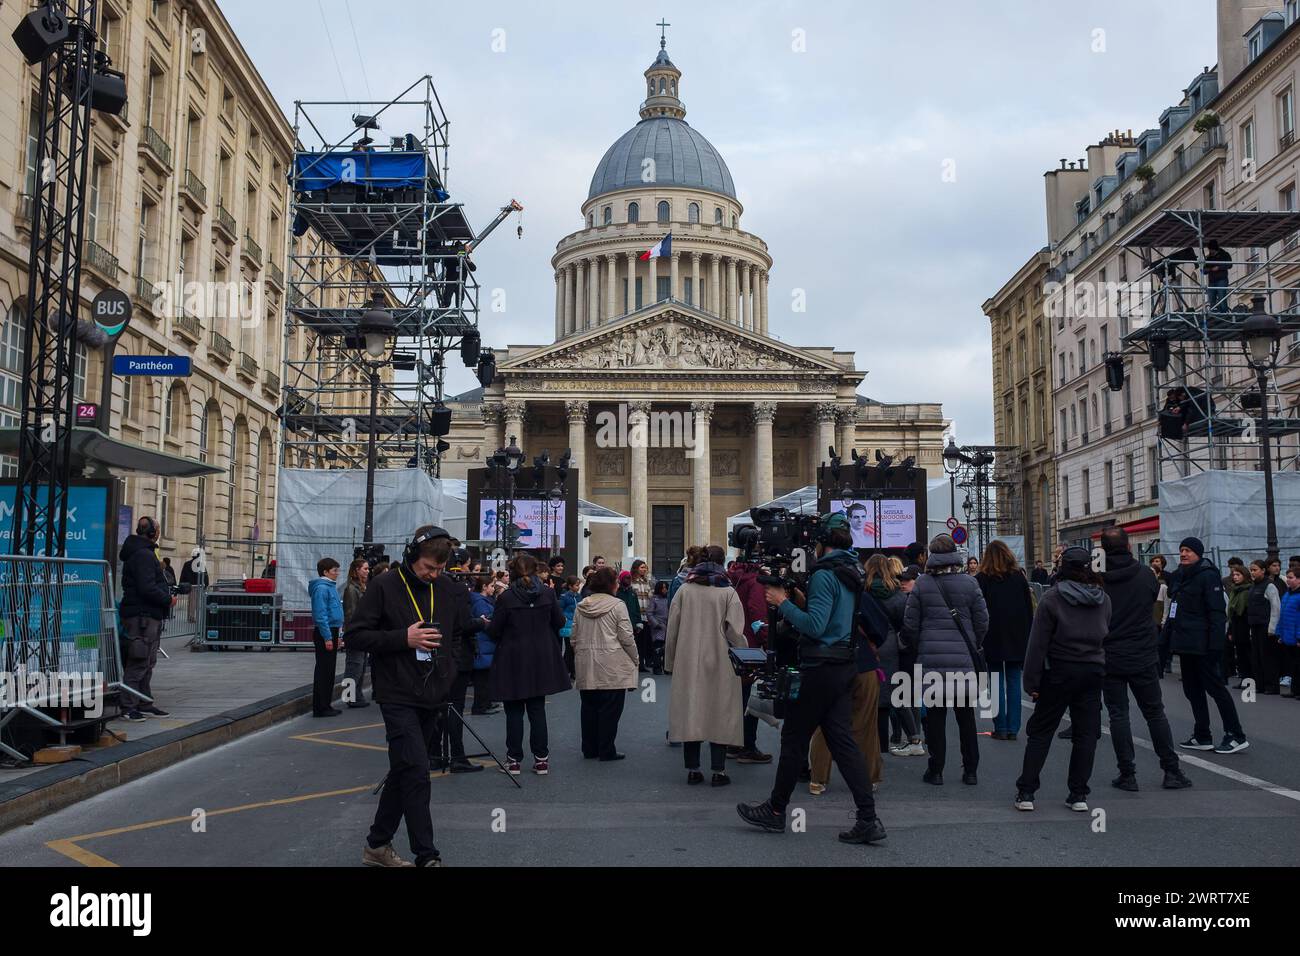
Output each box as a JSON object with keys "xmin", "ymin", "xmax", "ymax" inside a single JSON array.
[{"xmin": 1022, "ymin": 582, "xmax": 1110, "ymax": 696}]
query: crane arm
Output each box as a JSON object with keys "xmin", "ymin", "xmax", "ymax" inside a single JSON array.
[{"xmin": 466, "ymin": 199, "xmax": 523, "ymax": 253}]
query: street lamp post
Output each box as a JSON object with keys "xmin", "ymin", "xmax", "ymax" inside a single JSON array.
[
  {"xmin": 358, "ymin": 290, "xmax": 396, "ymax": 549},
  {"xmin": 1241, "ymin": 295, "xmax": 1282, "ymax": 564},
  {"xmin": 943, "ymin": 437, "xmax": 962, "ymax": 521}
]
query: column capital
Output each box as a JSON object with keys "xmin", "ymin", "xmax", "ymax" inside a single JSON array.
[
  {"xmin": 626, "ymin": 250, "xmax": 638, "ymax": 260},
  {"xmin": 627, "ymin": 400, "xmax": 652, "ymax": 418},
  {"xmin": 814, "ymin": 401, "xmax": 839, "ymax": 424},
  {"xmin": 502, "ymin": 399, "xmax": 528, "ymax": 420},
  {"xmin": 483, "ymin": 402, "xmax": 505, "ymax": 425},
  {"xmin": 690, "ymin": 250, "xmax": 702, "ymax": 263},
  {"xmin": 690, "ymin": 400, "xmax": 715, "ymax": 421},
  {"xmin": 750, "ymin": 401, "xmax": 778, "ymax": 424},
  {"xmin": 604, "ymin": 253, "xmax": 617, "ymax": 264},
  {"xmin": 836, "ymin": 406, "xmax": 859, "ymax": 427},
  {"xmin": 564, "ymin": 400, "xmax": 589, "ymax": 423}
]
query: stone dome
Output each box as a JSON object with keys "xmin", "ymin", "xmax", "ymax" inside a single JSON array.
[{"xmin": 587, "ymin": 116, "xmax": 736, "ymax": 201}]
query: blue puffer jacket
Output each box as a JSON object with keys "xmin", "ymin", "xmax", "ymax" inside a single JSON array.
[
  {"xmin": 308, "ymin": 577, "xmax": 344, "ymax": 640},
  {"xmin": 559, "ymin": 589, "xmax": 578, "ymax": 627},
  {"xmin": 471, "ymin": 591, "xmax": 496, "ymax": 669},
  {"xmin": 1278, "ymin": 588, "xmax": 1300, "ymax": 646}
]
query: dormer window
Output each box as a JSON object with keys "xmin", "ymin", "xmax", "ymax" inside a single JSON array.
[
  {"xmin": 1249, "ymin": 32, "xmax": 1262, "ymax": 61},
  {"xmin": 1289, "ymin": 0, "xmax": 1299, "ymax": 25}
]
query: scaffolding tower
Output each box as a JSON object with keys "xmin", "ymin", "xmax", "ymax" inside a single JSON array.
[
  {"xmin": 951, "ymin": 445, "xmax": 1020, "ymax": 556},
  {"xmin": 1118, "ymin": 210, "xmax": 1300, "ymax": 479},
  {"xmin": 281, "ymin": 76, "xmax": 481, "ymax": 476}
]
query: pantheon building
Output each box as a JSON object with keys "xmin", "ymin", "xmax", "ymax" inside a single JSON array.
[{"xmin": 444, "ymin": 37, "xmax": 947, "ymax": 571}]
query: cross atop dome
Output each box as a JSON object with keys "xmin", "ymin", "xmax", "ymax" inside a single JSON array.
[{"xmin": 642, "ymin": 22, "xmax": 685, "ymax": 120}]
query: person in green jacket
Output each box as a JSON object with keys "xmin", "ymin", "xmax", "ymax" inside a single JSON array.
[{"xmin": 616, "ymin": 570, "xmax": 646, "ymax": 673}]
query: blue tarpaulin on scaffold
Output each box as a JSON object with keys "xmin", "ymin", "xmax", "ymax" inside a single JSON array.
[{"xmin": 293, "ymin": 151, "xmax": 433, "ymax": 192}]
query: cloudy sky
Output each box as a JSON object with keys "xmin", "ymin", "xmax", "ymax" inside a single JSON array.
[{"xmin": 224, "ymin": 0, "xmax": 1218, "ymax": 443}]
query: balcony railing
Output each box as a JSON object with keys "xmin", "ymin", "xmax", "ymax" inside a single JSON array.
[
  {"xmin": 237, "ymin": 351, "xmax": 258, "ymax": 380},
  {"xmin": 84, "ymin": 240, "xmax": 120, "ymax": 281},
  {"xmin": 141, "ymin": 125, "xmax": 173, "ymax": 169},
  {"xmin": 135, "ymin": 274, "xmax": 161, "ymax": 311},
  {"xmin": 241, "ymin": 233, "xmax": 263, "ymax": 267},
  {"xmin": 263, "ymin": 369, "xmax": 280, "ymax": 395},
  {"xmin": 214, "ymin": 201, "xmax": 237, "ymax": 240},
  {"xmin": 208, "ymin": 330, "xmax": 233, "ymax": 363},
  {"xmin": 174, "ymin": 309, "xmax": 202, "ymax": 342},
  {"xmin": 181, "ymin": 168, "xmax": 207, "ymax": 207},
  {"xmin": 16, "ymin": 192, "xmax": 34, "ymax": 224},
  {"xmin": 1282, "ymin": 129, "xmax": 1296, "ymax": 152},
  {"xmin": 267, "ymin": 261, "xmax": 284, "ymax": 289}
]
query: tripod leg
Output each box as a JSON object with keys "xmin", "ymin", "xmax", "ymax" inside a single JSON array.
[{"xmin": 448, "ymin": 703, "xmax": 521, "ymax": 789}]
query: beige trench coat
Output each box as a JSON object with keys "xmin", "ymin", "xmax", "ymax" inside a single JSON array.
[
  {"xmin": 665, "ymin": 582, "xmax": 747, "ymax": 745},
  {"xmin": 572, "ymin": 593, "xmax": 639, "ymax": 690}
]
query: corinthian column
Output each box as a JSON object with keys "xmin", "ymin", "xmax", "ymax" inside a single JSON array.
[
  {"xmin": 565, "ymin": 401, "xmax": 589, "ymax": 500},
  {"xmin": 647, "ymin": 254, "xmax": 658, "ymax": 305},
  {"xmin": 691, "ymin": 252, "xmax": 701, "ymax": 309},
  {"xmin": 691, "ymin": 401, "xmax": 714, "ymax": 543},
  {"xmin": 751, "ymin": 401, "xmax": 776, "ymax": 506},
  {"xmin": 626, "ymin": 252, "xmax": 638, "ymax": 315},
  {"xmin": 759, "ymin": 271, "xmax": 769, "ymax": 335},
  {"xmin": 503, "ymin": 399, "xmax": 527, "ymax": 453},
  {"xmin": 710, "ymin": 254, "xmax": 721, "ymax": 318},
  {"xmin": 670, "ymin": 251, "xmax": 681, "ymax": 302},
  {"xmin": 726, "ymin": 257, "xmax": 738, "ymax": 325},
  {"xmin": 814, "ymin": 402, "xmax": 838, "ymax": 467},
  {"xmin": 837, "ymin": 407, "xmax": 858, "ymax": 460},
  {"xmin": 483, "ymin": 403, "xmax": 504, "ymax": 457},
  {"xmin": 554, "ymin": 270, "xmax": 563, "ymax": 340},
  {"xmin": 575, "ymin": 260, "xmax": 587, "ymax": 332},
  {"xmin": 588, "ymin": 257, "xmax": 601, "ymax": 330},
  {"xmin": 605, "ymin": 254, "xmax": 617, "ymax": 324},
  {"xmin": 740, "ymin": 263, "xmax": 752, "ymax": 330},
  {"xmin": 628, "ymin": 400, "xmax": 651, "ymax": 558},
  {"xmin": 562, "ymin": 266, "xmax": 574, "ymax": 337}
]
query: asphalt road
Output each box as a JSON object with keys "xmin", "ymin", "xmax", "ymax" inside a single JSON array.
[{"xmin": 2, "ymin": 670, "xmax": 1298, "ymax": 867}]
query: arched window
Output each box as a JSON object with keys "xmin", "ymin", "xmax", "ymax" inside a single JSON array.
[
  {"xmin": 671, "ymin": 80, "xmax": 676, "ymax": 95},
  {"xmin": 713, "ymin": 207, "xmax": 722, "ymax": 225},
  {"xmin": 628, "ymin": 201, "xmax": 639, "ymax": 224},
  {"xmin": 198, "ymin": 400, "xmax": 220, "ymax": 543},
  {"xmin": 256, "ymin": 428, "xmax": 273, "ymax": 536},
  {"xmin": 602, "ymin": 205, "xmax": 612, "ymax": 225},
  {"xmin": 657, "ymin": 200, "xmax": 670, "ymax": 223},
  {"xmin": 226, "ymin": 416, "xmax": 247, "ymax": 540},
  {"xmin": 688, "ymin": 202, "xmax": 699, "ymax": 223},
  {"xmin": 658, "ymin": 78, "xmax": 666, "ymax": 94},
  {"xmin": 732, "ymin": 214, "xmax": 738, "ymax": 228},
  {"xmin": 587, "ymin": 213, "xmax": 593, "ymax": 228},
  {"xmin": 648, "ymin": 81, "xmax": 654, "ymax": 97},
  {"xmin": 165, "ymin": 382, "xmax": 186, "ymax": 442}
]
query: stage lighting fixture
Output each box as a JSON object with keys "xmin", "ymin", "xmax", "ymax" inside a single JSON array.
[
  {"xmin": 72, "ymin": 53, "xmax": 128, "ymax": 116},
  {"xmin": 461, "ymin": 328, "xmax": 481, "ymax": 367},
  {"xmin": 827, "ymin": 446, "xmax": 841, "ymax": 481},
  {"xmin": 435, "ymin": 439, "xmax": 450, "ymax": 454},
  {"xmin": 391, "ymin": 351, "xmax": 417, "ymax": 371},
  {"xmin": 532, "ymin": 450, "xmax": 550, "ymax": 484},
  {"xmin": 476, "ymin": 350, "xmax": 496, "ymax": 388},
  {"xmin": 851, "ymin": 448, "xmax": 869, "ymax": 484},
  {"xmin": 556, "ymin": 448, "xmax": 572, "ymax": 484},
  {"xmin": 875, "ymin": 450, "xmax": 895, "ymax": 472},
  {"xmin": 428, "ymin": 402, "xmax": 452, "ymax": 437},
  {"xmin": 13, "ymin": 6, "xmax": 68, "ymax": 64},
  {"xmin": 1103, "ymin": 352, "xmax": 1125, "ymax": 392},
  {"xmin": 352, "ymin": 113, "xmax": 381, "ymax": 130},
  {"xmin": 899, "ymin": 456, "xmax": 917, "ymax": 479},
  {"xmin": 1147, "ymin": 336, "xmax": 1171, "ymax": 373}
]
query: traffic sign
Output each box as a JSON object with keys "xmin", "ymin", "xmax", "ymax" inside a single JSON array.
[
  {"xmin": 946, "ymin": 517, "xmax": 959, "ymax": 530},
  {"xmin": 112, "ymin": 355, "xmax": 191, "ymax": 376},
  {"xmin": 91, "ymin": 288, "xmax": 132, "ymax": 339},
  {"xmin": 951, "ymin": 525, "xmax": 968, "ymax": 545}
]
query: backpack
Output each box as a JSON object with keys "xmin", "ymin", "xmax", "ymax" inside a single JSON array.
[{"xmin": 827, "ymin": 563, "xmax": 890, "ymax": 672}]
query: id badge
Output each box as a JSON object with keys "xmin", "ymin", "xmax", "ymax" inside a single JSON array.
[
  {"xmin": 416, "ymin": 648, "xmax": 432, "ymax": 662},
  {"xmin": 1168, "ymin": 601, "xmax": 1178, "ymax": 620}
]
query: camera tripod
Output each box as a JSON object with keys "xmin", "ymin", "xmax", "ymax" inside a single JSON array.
[{"xmin": 373, "ymin": 697, "xmax": 520, "ymax": 795}]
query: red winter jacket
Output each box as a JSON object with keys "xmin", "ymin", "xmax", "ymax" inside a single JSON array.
[{"xmin": 727, "ymin": 562, "xmax": 769, "ymax": 648}]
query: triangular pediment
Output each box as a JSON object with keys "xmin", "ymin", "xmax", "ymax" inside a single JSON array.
[{"xmin": 500, "ymin": 304, "xmax": 843, "ymax": 374}]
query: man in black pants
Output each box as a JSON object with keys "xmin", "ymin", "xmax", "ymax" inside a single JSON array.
[
  {"xmin": 737, "ymin": 513, "xmax": 886, "ymax": 845},
  {"xmin": 346, "ymin": 526, "xmax": 474, "ymax": 867},
  {"xmin": 1098, "ymin": 528, "xmax": 1192, "ymax": 792},
  {"xmin": 432, "ymin": 559, "xmax": 488, "ymax": 773},
  {"xmin": 1167, "ymin": 537, "xmax": 1249, "ymax": 754}
]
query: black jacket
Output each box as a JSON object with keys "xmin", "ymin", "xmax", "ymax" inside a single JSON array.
[
  {"xmin": 119, "ymin": 534, "xmax": 172, "ymax": 621},
  {"xmin": 1100, "ymin": 551, "xmax": 1160, "ymax": 676},
  {"xmin": 1023, "ymin": 582, "xmax": 1110, "ymax": 696},
  {"xmin": 1164, "ymin": 558, "xmax": 1227, "ymax": 656},
  {"xmin": 1247, "ymin": 578, "xmax": 1280, "ymax": 628},
  {"xmin": 488, "ymin": 576, "xmax": 571, "ymax": 702},
  {"xmin": 345, "ymin": 564, "xmax": 481, "ymax": 709},
  {"xmin": 975, "ymin": 571, "xmax": 1033, "ymax": 664}
]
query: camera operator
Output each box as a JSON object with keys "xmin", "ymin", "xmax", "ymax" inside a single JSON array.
[
  {"xmin": 736, "ymin": 513, "xmax": 887, "ymax": 845},
  {"xmin": 345, "ymin": 524, "xmax": 477, "ymax": 868}
]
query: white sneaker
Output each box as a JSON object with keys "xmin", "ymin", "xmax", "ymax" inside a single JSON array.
[
  {"xmin": 1282, "ymin": 676, "xmax": 1292, "ymax": 687},
  {"xmin": 1066, "ymin": 796, "xmax": 1089, "ymax": 812},
  {"xmin": 904, "ymin": 741, "xmax": 926, "ymax": 756},
  {"xmin": 1014, "ymin": 792, "xmax": 1034, "ymax": 811}
]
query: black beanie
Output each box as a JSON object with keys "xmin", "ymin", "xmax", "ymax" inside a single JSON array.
[{"xmin": 1179, "ymin": 536, "xmax": 1205, "ymax": 558}]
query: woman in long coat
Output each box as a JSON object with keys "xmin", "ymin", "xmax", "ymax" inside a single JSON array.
[
  {"xmin": 665, "ymin": 550, "xmax": 747, "ymax": 786},
  {"xmin": 488, "ymin": 553, "xmax": 571, "ymax": 775},
  {"xmin": 571, "ymin": 567, "xmax": 639, "ymax": 760}
]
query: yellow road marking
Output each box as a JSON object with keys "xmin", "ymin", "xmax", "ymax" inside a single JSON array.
[
  {"xmin": 293, "ymin": 737, "xmax": 388, "ymax": 753},
  {"xmin": 291, "ymin": 722, "xmax": 385, "ymax": 739},
  {"xmin": 46, "ymin": 839, "xmax": 118, "ymax": 868}
]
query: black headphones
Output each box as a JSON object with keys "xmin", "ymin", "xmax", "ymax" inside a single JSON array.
[
  {"xmin": 403, "ymin": 525, "xmax": 450, "ymax": 566},
  {"xmin": 137, "ymin": 516, "xmax": 159, "ymax": 541}
]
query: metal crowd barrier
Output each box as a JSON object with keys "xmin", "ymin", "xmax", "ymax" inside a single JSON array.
[
  {"xmin": 161, "ymin": 585, "xmax": 207, "ymax": 645},
  {"xmin": 0, "ymin": 555, "xmax": 127, "ymax": 761}
]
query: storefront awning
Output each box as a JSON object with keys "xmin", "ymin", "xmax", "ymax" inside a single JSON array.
[
  {"xmin": 0, "ymin": 427, "xmax": 222, "ymax": 478},
  {"xmin": 1090, "ymin": 515, "xmax": 1160, "ymax": 539}
]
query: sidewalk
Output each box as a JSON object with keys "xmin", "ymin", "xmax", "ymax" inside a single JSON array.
[{"xmin": 0, "ymin": 635, "xmax": 339, "ymax": 832}]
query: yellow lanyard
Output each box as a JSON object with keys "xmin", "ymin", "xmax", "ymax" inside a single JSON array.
[{"xmin": 399, "ymin": 566, "xmax": 434, "ymax": 622}]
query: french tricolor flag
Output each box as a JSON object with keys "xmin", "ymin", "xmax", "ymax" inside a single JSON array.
[{"xmin": 639, "ymin": 232, "xmax": 672, "ymax": 261}]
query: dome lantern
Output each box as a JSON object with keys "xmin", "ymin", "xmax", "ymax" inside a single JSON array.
[{"xmin": 641, "ymin": 23, "xmax": 685, "ymax": 120}]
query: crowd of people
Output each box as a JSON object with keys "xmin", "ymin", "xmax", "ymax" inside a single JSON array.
[{"xmin": 287, "ymin": 520, "xmax": 1297, "ymax": 867}]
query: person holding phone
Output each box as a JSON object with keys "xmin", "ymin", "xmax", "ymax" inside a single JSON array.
[{"xmin": 345, "ymin": 525, "xmax": 478, "ymax": 868}]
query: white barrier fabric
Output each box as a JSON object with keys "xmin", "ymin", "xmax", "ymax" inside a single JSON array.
[
  {"xmin": 1158, "ymin": 470, "xmax": 1300, "ymax": 558},
  {"xmin": 275, "ymin": 469, "xmax": 445, "ymax": 609}
]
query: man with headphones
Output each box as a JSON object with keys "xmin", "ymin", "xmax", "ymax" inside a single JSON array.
[
  {"xmin": 736, "ymin": 512, "xmax": 888, "ymax": 845},
  {"xmin": 118, "ymin": 516, "xmax": 176, "ymax": 721},
  {"xmin": 345, "ymin": 524, "xmax": 483, "ymax": 867}
]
